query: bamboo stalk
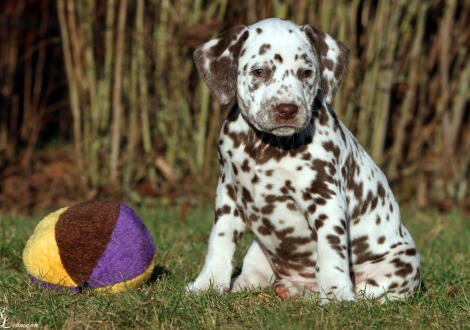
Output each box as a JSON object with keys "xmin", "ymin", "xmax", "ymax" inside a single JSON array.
[
  {"xmin": 195, "ymin": 82, "xmax": 210, "ymax": 170},
  {"xmin": 388, "ymin": 1, "xmax": 426, "ymax": 179},
  {"xmin": 110, "ymin": 0, "xmax": 128, "ymax": 183},
  {"xmin": 31, "ymin": 0, "xmax": 49, "ymax": 119},
  {"xmin": 136, "ymin": 0, "xmax": 158, "ymax": 190},
  {"xmin": 76, "ymin": 0, "xmax": 100, "ymax": 185},
  {"xmin": 57, "ymin": 0, "xmax": 84, "ymax": 170},
  {"xmin": 451, "ymin": 58, "xmax": 470, "ymax": 201},
  {"xmin": 100, "ymin": 0, "xmax": 116, "ymax": 131},
  {"xmin": 440, "ymin": 0, "xmax": 457, "ymax": 183},
  {"xmin": 21, "ymin": 32, "xmax": 33, "ymax": 141},
  {"xmin": 371, "ymin": 1, "xmax": 399, "ymax": 164},
  {"xmin": 123, "ymin": 0, "xmax": 140, "ymax": 191},
  {"xmin": 20, "ymin": 0, "xmax": 50, "ymax": 167}
]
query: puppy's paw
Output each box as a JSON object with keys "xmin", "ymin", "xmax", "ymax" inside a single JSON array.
[
  {"xmin": 340, "ymin": 292, "xmax": 357, "ymax": 301},
  {"xmin": 230, "ymin": 272, "xmax": 272, "ymax": 292},
  {"xmin": 184, "ymin": 282, "xmax": 200, "ymax": 293},
  {"xmin": 273, "ymin": 279, "xmax": 306, "ymax": 299},
  {"xmin": 185, "ymin": 278, "xmax": 229, "ymax": 294},
  {"xmin": 320, "ymin": 289, "xmax": 357, "ymax": 304}
]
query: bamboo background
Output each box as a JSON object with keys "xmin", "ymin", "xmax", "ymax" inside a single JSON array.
[{"xmin": 1, "ymin": 0, "xmax": 469, "ymax": 212}]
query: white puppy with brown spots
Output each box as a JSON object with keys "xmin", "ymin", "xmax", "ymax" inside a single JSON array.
[{"xmin": 186, "ymin": 18, "xmax": 421, "ymax": 303}]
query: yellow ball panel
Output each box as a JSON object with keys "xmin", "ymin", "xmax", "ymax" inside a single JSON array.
[
  {"xmin": 94, "ymin": 256, "xmax": 156, "ymax": 293},
  {"xmin": 23, "ymin": 207, "xmax": 78, "ymax": 287}
]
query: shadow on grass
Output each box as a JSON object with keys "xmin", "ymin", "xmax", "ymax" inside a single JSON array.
[{"xmin": 149, "ymin": 265, "xmax": 171, "ymax": 283}]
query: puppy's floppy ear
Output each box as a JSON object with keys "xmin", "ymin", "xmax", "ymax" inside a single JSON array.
[
  {"xmin": 194, "ymin": 25, "xmax": 249, "ymax": 105},
  {"xmin": 301, "ymin": 25, "xmax": 350, "ymax": 104}
]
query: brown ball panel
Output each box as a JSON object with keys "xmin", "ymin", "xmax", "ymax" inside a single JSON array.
[{"xmin": 55, "ymin": 201, "xmax": 120, "ymax": 284}]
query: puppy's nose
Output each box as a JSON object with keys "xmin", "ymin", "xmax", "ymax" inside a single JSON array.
[{"xmin": 276, "ymin": 104, "xmax": 298, "ymax": 120}]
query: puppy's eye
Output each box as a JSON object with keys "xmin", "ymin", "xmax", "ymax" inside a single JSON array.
[
  {"xmin": 301, "ymin": 70, "xmax": 313, "ymax": 78},
  {"xmin": 252, "ymin": 69, "xmax": 265, "ymax": 77}
]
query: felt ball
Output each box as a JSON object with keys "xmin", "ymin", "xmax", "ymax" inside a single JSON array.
[{"xmin": 23, "ymin": 201, "xmax": 156, "ymax": 293}]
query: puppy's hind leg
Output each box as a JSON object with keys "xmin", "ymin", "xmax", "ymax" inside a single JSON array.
[{"xmin": 230, "ymin": 238, "xmax": 275, "ymax": 291}]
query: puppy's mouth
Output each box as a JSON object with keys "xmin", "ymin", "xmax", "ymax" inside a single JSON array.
[
  {"xmin": 267, "ymin": 124, "xmax": 304, "ymax": 136},
  {"xmin": 250, "ymin": 114, "xmax": 311, "ymax": 136},
  {"xmin": 252, "ymin": 119, "xmax": 311, "ymax": 137}
]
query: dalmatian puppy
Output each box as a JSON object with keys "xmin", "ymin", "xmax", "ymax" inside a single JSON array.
[{"xmin": 186, "ymin": 18, "xmax": 421, "ymax": 303}]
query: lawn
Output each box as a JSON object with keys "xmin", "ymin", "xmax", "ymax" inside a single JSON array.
[{"xmin": 1, "ymin": 204, "xmax": 469, "ymax": 329}]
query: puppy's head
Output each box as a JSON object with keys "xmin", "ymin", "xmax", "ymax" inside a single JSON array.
[{"xmin": 194, "ymin": 18, "xmax": 349, "ymax": 136}]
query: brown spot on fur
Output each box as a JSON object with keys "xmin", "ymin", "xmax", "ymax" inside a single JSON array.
[
  {"xmin": 308, "ymin": 204, "xmax": 316, "ymax": 214},
  {"xmin": 306, "ymin": 159, "xmax": 337, "ymax": 200},
  {"xmin": 377, "ymin": 182, "xmax": 385, "ymax": 199},
  {"xmin": 241, "ymin": 159, "xmax": 251, "ymax": 172},
  {"xmin": 265, "ymin": 194, "xmax": 291, "ymax": 203},
  {"xmin": 322, "ymin": 141, "xmax": 340, "ymax": 159},
  {"xmin": 259, "ymin": 43, "xmax": 271, "ymax": 55},
  {"xmin": 232, "ymin": 163, "xmax": 238, "ymax": 175},
  {"xmin": 241, "ymin": 187, "xmax": 253, "ymax": 207},
  {"xmin": 390, "ymin": 258, "xmax": 414, "ymax": 278},
  {"xmin": 261, "ymin": 204, "xmax": 275, "ymax": 215},
  {"xmin": 226, "ymin": 184, "xmax": 236, "ymax": 201},
  {"xmin": 286, "ymin": 202, "xmax": 296, "ymax": 211},
  {"xmin": 366, "ymin": 278, "xmax": 379, "ymax": 287},
  {"xmin": 334, "ymin": 226, "xmax": 345, "ymax": 235},
  {"xmin": 314, "ymin": 214, "xmax": 328, "ymax": 230},
  {"xmin": 352, "ymin": 236, "xmax": 389, "ymax": 264},
  {"xmin": 323, "ymin": 58, "xmax": 334, "ymax": 70},
  {"xmin": 390, "ymin": 242, "xmax": 403, "ymax": 249},
  {"xmin": 314, "ymin": 197, "xmax": 327, "ymax": 205},
  {"xmin": 232, "ymin": 230, "xmax": 243, "ymax": 244},
  {"xmin": 376, "ymin": 215, "xmax": 381, "ymax": 225},
  {"xmin": 249, "ymin": 213, "xmax": 259, "ymax": 223},
  {"xmin": 215, "ymin": 204, "xmax": 232, "ymax": 223},
  {"xmin": 258, "ymin": 217, "xmax": 276, "ymax": 236},
  {"xmin": 318, "ymin": 105, "xmax": 330, "ymax": 126},
  {"xmin": 327, "ymin": 234, "xmax": 346, "ymax": 259}
]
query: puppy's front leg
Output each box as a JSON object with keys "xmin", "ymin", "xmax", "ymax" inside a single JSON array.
[
  {"xmin": 186, "ymin": 175, "xmax": 245, "ymax": 293},
  {"xmin": 301, "ymin": 192, "xmax": 356, "ymax": 303}
]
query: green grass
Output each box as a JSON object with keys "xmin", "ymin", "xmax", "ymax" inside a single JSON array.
[{"xmin": 1, "ymin": 205, "xmax": 469, "ymax": 329}]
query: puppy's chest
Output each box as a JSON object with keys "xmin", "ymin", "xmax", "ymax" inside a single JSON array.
[
  {"xmin": 221, "ymin": 139, "xmax": 316, "ymax": 251},
  {"xmin": 224, "ymin": 141, "xmax": 305, "ymax": 211}
]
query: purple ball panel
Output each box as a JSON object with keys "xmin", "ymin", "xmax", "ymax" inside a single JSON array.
[
  {"xmin": 29, "ymin": 274, "xmax": 81, "ymax": 293},
  {"xmin": 88, "ymin": 204, "xmax": 155, "ymax": 288}
]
